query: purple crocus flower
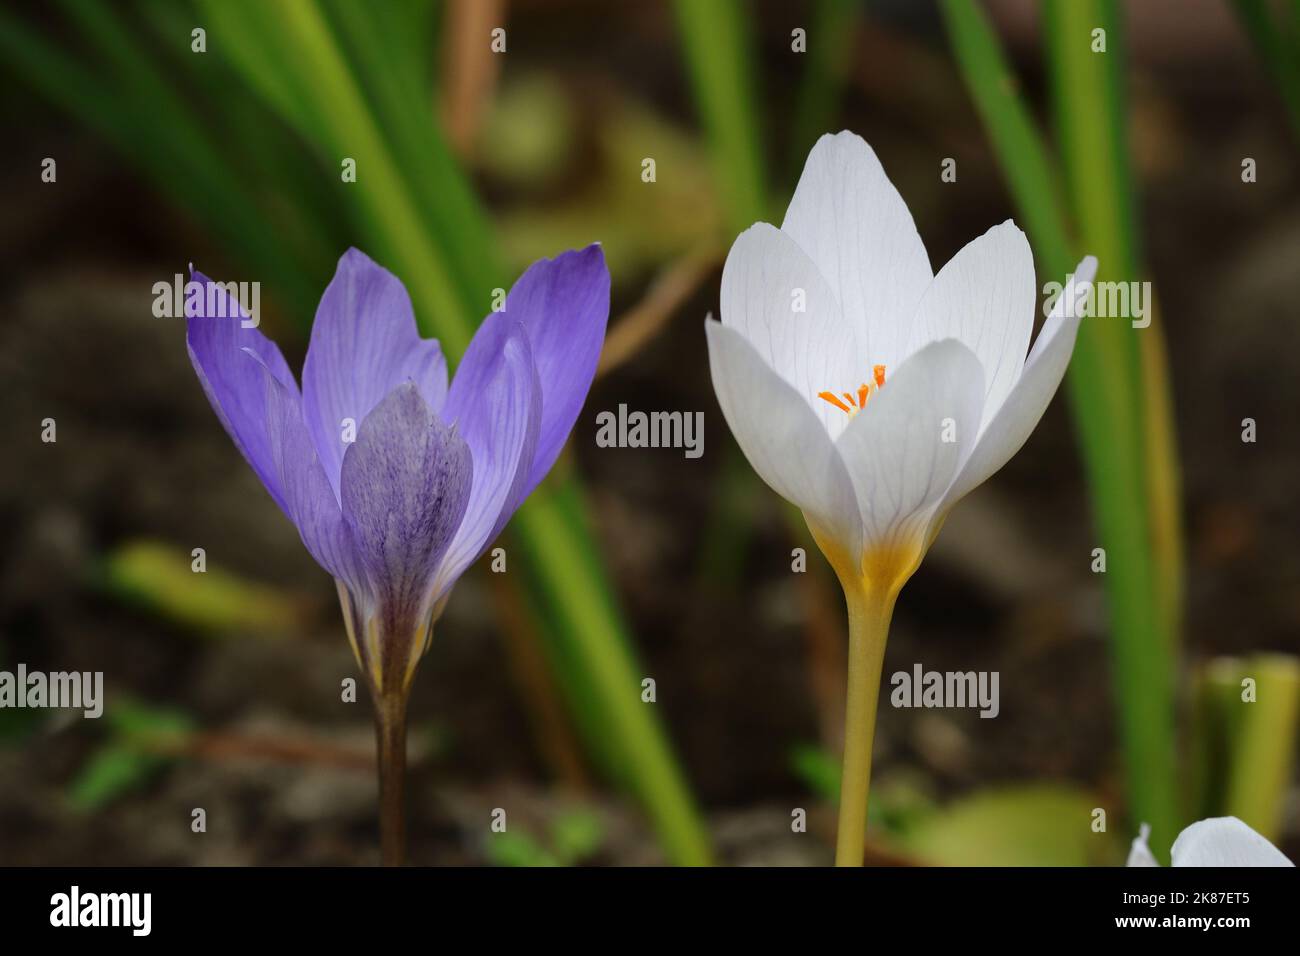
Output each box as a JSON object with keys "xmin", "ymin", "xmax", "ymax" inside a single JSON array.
[{"xmin": 185, "ymin": 246, "xmax": 609, "ymax": 862}]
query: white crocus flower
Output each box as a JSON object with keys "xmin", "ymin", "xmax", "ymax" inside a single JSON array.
[
  {"xmin": 1128, "ymin": 818, "xmax": 1295, "ymax": 867},
  {"xmin": 705, "ymin": 131, "xmax": 1096, "ymax": 866}
]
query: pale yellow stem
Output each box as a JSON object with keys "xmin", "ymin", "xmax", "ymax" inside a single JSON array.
[{"xmin": 834, "ymin": 578, "xmax": 899, "ymax": 867}]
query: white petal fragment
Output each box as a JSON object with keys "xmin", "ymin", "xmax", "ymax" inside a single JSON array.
[
  {"xmin": 780, "ymin": 131, "xmax": 933, "ymax": 369},
  {"xmin": 1171, "ymin": 817, "xmax": 1296, "ymax": 867},
  {"xmin": 720, "ymin": 222, "xmax": 865, "ymax": 438},
  {"xmin": 836, "ymin": 339, "xmax": 985, "ymax": 549},
  {"xmin": 1125, "ymin": 823, "xmax": 1161, "ymax": 867},
  {"xmin": 905, "ymin": 220, "xmax": 1035, "ymax": 427},
  {"xmin": 941, "ymin": 256, "xmax": 1097, "ymax": 509},
  {"xmin": 706, "ymin": 320, "xmax": 862, "ymax": 558}
]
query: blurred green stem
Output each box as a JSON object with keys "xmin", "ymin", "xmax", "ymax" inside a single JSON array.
[
  {"xmin": 673, "ymin": 0, "xmax": 771, "ymax": 598},
  {"xmin": 791, "ymin": 0, "xmax": 862, "ymax": 170},
  {"xmin": 1044, "ymin": 0, "xmax": 1181, "ymax": 852},
  {"xmin": 1233, "ymin": 0, "xmax": 1300, "ymax": 139},
  {"xmin": 513, "ymin": 488, "xmax": 714, "ymax": 866},
  {"xmin": 672, "ymin": 0, "xmax": 768, "ymax": 228},
  {"xmin": 1223, "ymin": 655, "xmax": 1300, "ymax": 840}
]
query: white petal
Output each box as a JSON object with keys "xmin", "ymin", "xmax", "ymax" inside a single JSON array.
[
  {"xmin": 941, "ymin": 256, "xmax": 1097, "ymax": 509},
  {"xmin": 1171, "ymin": 817, "xmax": 1295, "ymax": 867},
  {"xmin": 780, "ymin": 131, "xmax": 933, "ymax": 371},
  {"xmin": 836, "ymin": 339, "xmax": 984, "ymax": 550},
  {"xmin": 1126, "ymin": 823, "xmax": 1162, "ymax": 867},
  {"xmin": 905, "ymin": 221, "xmax": 1035, "ymax": 427},
  {"xmin": 706, "ymin": 320, "xmax": 861, "ymax": 558},
  {"xmin": 720, "ymin": 222, "xmax": 866, "ymax": 439}
]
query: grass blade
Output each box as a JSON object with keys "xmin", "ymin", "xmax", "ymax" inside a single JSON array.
[
  {"xmin": 672, "ymin": 0, "xmax": 769, "ymax": 227},
  {"xmin": 941, "ymin": 0, "xmax": 1182, "ymax": 856},
  {"xmin": 1232, "ymin": 0, "xmax": 1300, "ymax": 139}
]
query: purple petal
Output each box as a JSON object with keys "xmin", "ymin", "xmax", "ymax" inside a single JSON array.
[
  {"xmin": 340, "ymin": 383, "xmax": 472, "ymax": 631},
  {"xmin": 185, "ymin": 269, "xmax": 296, "ymax": 515},
  {"xmin": 254, "ymin": 356, "xmax": 368, "ymax": 594},
  {"xmin": 302, "ymin": 249, "xmax": 449, "ymax": 502},
  {"xmin": 499, "ymin": 244, "xmax": 609, "ymax": 492},
  {"xmin": 435, "ymin": 313, "xmax": 541, "ymax": 600}
]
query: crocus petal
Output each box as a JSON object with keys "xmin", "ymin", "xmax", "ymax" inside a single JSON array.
[
  {"xmin": 780, "ymin": 131, "xmax": 933, "ymax": 369},
  {"xmin": 1170, "ymin": 817, "xmax": 1295, "ymax": 867},
  {"xmin": 941, "ymin": 256, "xmax": 1097, "ymax": 509},
  {"xmin": 904, "ymin": 221, "xmax": 1035, "ymax": 427},
  {"xmin": 706, "ymin": 320, "xmax": 862, "ymax": 559},
  {"xmin": 302, "ymin": 248, "xmax": 449, "ymax": 502},
  {"xmin": 433, "ymin": 313, "xmax": 541, "ymax": 601},
  {"xmin": 720, "ymin": 222, "xmax": 867, "ymax": 440},
  {"xmin": 253, "ymin": 356, "xmax": 367, "ymax": 594},
  {"xmin": 498, "ymin": 244, "xmax": 609, "ymax": 492},
  {"xmin": 185, "ymin": 270, "xmax": 297, "ymax": 515},
  {"xmin": 340, "ymin": 383, "xmax": 472, "ymax": 631},
  {"xmin": 1126, "ymin": 823, "xmax": 1161, "ymax": 867},
  {"xmin": 836, "ymin": 339, "xmax": 985, "ymax": 550}
]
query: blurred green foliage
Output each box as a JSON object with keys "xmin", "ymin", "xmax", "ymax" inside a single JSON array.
[
  {"xmin": 1232, "ymin": 0, "xmax": 1300, "ymax": 139},
  {"xmin": 485, "ymin": 809, "xmax": 606, "ymax": 867},
  {"xmin": 1193, "ymin": 655, "xmax": 1300, "ymax": 841},
  {"xmin": 792, "ymin": 744, "xmax": 1112, "ymax": 865},
  {"xmin": 67, "ymin": 699, "xmax": 194, "ymax": 811},
  {"xmin": 894, "ymin": 785, "xmax": 1120, "ymax": 867},
  {"xmin": 494, "ymin": 88, "xmax": 723, "ymax": 277},
  {"xmin": 99, "ymin": 540, "xmax": 302, "ymax": 638},
  {"xmin": 941, "ymin": 0, "xmax": 1183, "ymax": 859}
]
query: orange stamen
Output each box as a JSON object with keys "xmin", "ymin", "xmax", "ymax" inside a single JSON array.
[
  {"xmin": 819, "ymin": 365, "xmax": 889, "ymax": 417},
  {"xmin": 818, "ymin": 391, "xmax": 853, "ymax": 413}
]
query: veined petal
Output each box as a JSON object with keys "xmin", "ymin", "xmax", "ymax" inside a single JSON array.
[
  {"xmin": 941, "ymin": 256, "xmax": 1097, "ymax": 509},
  {"xmin": 185, "ymin": 270, "xmax": 296, "ymax": 516},
  {"xmin": 340, "ymin": 384, "xmax": 472, "ymax": 633},
  {"xmin": 498, "ymin": 244, "xmax": 609, "ymax": 492},
  {"xmin": 904, "ymin": 220, "xmax": 1035, "ymax": 427},
  {"xmin": 836, "ymin": 339, "xmax": 985, "ymax": 551},
  {"xmin": 720, "ymin": 222, "xmax": 865, "ymax": 440},
  {"xmin": 302, "ymin": 248, "xmax": 449, "ymax": 502},
  {"xmin": 780, "ymin": 131, "xmax": 933, "ymax": 369},
  {"xmin": 255, "ymin": 357, "xmax": 367, "ymax": 594},
  {"xmin": 1170, "ymin": 817, "xmax": 1295, "ymax": 867},
  {"xmin": 434, "ymin": 313, "xmax": 541, "ymax": 601},
  {"xmin": 706, "ymin": 320, "xmax": 862, "ymax": 559}
]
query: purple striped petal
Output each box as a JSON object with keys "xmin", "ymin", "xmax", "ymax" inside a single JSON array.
[
  {"xmin": 340, "ymin": 383, "xmax": 472, "ymax": 634},
  {"xmin": 185, "ymin": 269, "xmax": 296, "ymax": 516},
  {"xmin": 434, "ymin": 313, "xmax": 541, "ymax": 600},
  {"xmin": 499, "ymin": 244, "xmax": 609, "ymax": 492},
  {"xmin": 302, "ymin": 249, "xmax": 449, "ymax": 502},
  {"xmin": 253, "ymin": 356, "xmax": 368, "ymax": 595}
]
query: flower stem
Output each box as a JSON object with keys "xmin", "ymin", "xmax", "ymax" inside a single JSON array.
[
  {"xmin": 374, "ymin": 688, "xmax": 410, "ymax": 867},
  {"xmin": 834, "ymin": 579, "xmax": 898, "ymax": 867}
]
